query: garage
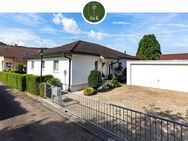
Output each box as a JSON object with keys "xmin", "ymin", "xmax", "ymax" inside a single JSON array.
[{"xmin": 127, "ymin": 61, "xmax": 188, "ymax": 92}]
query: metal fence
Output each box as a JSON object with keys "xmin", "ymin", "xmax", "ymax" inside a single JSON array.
[{"xmin": 46, "ymin": 93, "xmax": 188, "ymax": 141}]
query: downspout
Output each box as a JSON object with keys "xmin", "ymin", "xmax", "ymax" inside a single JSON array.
[{"xmin": 64, "ymin": 54, "xmax": 71, "ymax": 92}]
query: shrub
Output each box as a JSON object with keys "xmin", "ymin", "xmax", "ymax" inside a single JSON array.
[
  {"xmin": 26, "ymin": 75, "xmax": 40, "ymax": 95},
  {"xmin": 7, "ymin": 73, "xmax": 18, "ymax": 88},
  {"xmin": 9, "ymin": 69, "xmax": 17, "ymax": 73},
  {"xmin": 116, "ymin": 74, "xmax": 126, "ymax": 83},
  {"xmin": 39, "ymin": 83, "xmax": 45, "ymax": 98},
  {"xmin": 47, "ymin": 77, "xmax": 62, "ymax": 87},
  {"xmin": 83, "ymin": 87, "xmax": 95, "ymax": 96},
  {"xmin": 111, "ymin": 76, "xmax": 121, "ymax": 88},
  {"xmin": 42, "ymin": 75, "xmax": 53, "ymax": 82},
  {"xmin": 16, "ymin": 64, "xmax": 26, "ymax": 74},
  {"xmin": 88, "ymin": 70, "xmax": 102, "ymax": 89},
  {"xmin": 0, "ymin": 72, "xmax": 27, "ymax": 91}
]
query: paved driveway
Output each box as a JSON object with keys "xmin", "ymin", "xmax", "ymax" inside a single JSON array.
[
  {"xmin": 0, "ymin": 82, "xmax": 101, "ymax": 141},
  {"xmin": 91, "ymin": 84, "xmax": 188, "ymax": 123}
]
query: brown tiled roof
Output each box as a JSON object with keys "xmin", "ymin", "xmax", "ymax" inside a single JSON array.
[
  {"xmin": 28, "ymin": 40, "xmax": 137, "ymax": 60},
  {"xmin": 160, "ymin": 53, "xmax": 188, "ymax": 60},
  {"xmin": 0, "ymin": 45, "xmax": 41, "ymax": 63}
]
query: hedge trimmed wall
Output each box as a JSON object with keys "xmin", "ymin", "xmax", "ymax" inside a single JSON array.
[{"xmin": 0, "ymin": 72, "xmax": 53, "ymax": 96}]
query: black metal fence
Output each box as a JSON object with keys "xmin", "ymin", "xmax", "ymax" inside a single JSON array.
[{"xmin": 47, "ymin": 93, "xmax": 188, "ymax": 141}]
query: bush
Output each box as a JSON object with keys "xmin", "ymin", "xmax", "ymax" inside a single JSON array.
[
  {"xmin": 16, "ymin": 64, "xmax": 26, "ymax": 74},
  {"xmin": 83, "ymin": 87, "xmax": 95, "ymax": 96},
  {"xmin": 42, "ymin": 75, "xmax": 53, "ymax": 82},
  {"xmin": 0, "ymin": 72, "xmax": 27, "ymax": 91},
  {"xmin": 47, "ymin": 77, "xmax": 62, "ymax": 87},
  {"xmin": 111, "ymin": 76, "xmax": 121, "ymax": 88},
  {"xmin": 39, "ymin": 83, "xmax": 45, "ymax": 98},
  {"xmin": 26, "ymin": 75, "xmax": 40, "ymax": 95},
  {"xmin": 9, "ymin": 69, "xmax": 17, "ymax": 73},
  {"xmin": 88, "ymin": 70, "xmax": 102, "ymax": 89},
  {"xmin": 116, "ymin": 74, "xmax": 126, "ymax": 83},
  {"xmin": 7, "ymin": 73, "xmax": 18, "ymax": 88}
]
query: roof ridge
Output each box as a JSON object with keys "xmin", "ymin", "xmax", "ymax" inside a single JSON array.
[
  {"xmin": 0, "ymin": 44, "xmax": 43, "ymax": 49},
  {"xmin": 70, "ymin": 40, "xmax": 81, "ymax": 52}
]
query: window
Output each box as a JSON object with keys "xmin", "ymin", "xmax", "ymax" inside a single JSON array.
[
  {"xmin": 31, "ymin": 61, "xmax": 34, "ymax": 69},
  {"xmin": 42, "ymin": 61, "xmax": 45, "ymax": 69},
  {"xmin": 6, "ymin": 62, "xmax": 12, "ymax": 68},
  {"xmin": 95, "ymin": 61, "xmax": 98, "ymax": 70},
  {"xmin": 53, "ymin": 60, "xmax": 59, "ymax": 71}
]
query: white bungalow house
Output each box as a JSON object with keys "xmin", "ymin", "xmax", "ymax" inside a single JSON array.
[{"xmin": 27, "ymin": 40, "xmax": 137, "ymax": 91}]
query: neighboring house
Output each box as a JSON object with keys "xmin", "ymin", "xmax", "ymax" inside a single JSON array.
[
  {"xmin": 27, "ymin": 40, "xmax": 137, "ymax": 91},
  {"xmin": 0, "ymin": 44, "xmax": 40, "ymax": 71},
  {"xmin": 160, "ymin": 53, "xmax": 188, "ymax": 60}
]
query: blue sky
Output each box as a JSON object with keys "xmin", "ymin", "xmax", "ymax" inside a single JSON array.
[{"xmin": 0, "ymin": 13, "xmax": 188, "ymax": 55}]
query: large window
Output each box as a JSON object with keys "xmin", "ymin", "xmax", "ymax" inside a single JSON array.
[
  {"xmin": 31, "ymin": 61, "xmax": 34, "ymax": 69},
  {"xmin": 42, "ymin": 61, "xmax": 45, "ymax": 69},
  {"xmin": 6, "ymin": 62, "xmax": 12, "ymax": 68},
  {"xmin": 53, "ymin": 60, "xmax": 59, "ymax": 71}
]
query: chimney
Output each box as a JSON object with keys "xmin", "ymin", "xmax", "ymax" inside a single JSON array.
[{"xmin": 124, "ymin": 50, "xmax": 126, "ymax": 54}]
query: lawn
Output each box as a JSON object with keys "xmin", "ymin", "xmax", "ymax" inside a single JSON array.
[{"xmin": 91, "ymin": 84, "xmax": 188, "ymax": 123}]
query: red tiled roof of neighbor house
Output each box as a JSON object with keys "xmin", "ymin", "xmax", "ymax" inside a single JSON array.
[
  {"xmin": 0, "ymin": 44, "xmax": 41, "ymax": 63},
  {"xmin": 160, "ymin": 53, "xmax": 188, "ymax": 60},
  {"xmin": 28, "ymin": 40, "xmax": 138, "ymax": 60}
]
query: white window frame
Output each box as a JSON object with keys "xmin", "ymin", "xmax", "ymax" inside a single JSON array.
[
  {"xmin": 53, "ymin": 60, "xmax": 59, "ymax": 72},
  {"xmin": 31, "ymin": 61, "xmax": 34, "ymax": 69}
]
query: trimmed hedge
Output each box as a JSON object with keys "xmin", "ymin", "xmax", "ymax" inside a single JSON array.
[
  {"xmin": 0, "ymin": 72, "xmax": 54, "ymax": 96},
  {"xmin": 43, "ymin": 75, "xmax": 53, "ymax": 82},
  {"xmin": 39, "ymin": 83, "xmax": 45, "ymax": 98},
  {"xmin": 26, "ymin": 75, "xmax": 40, "ymax": 95}
]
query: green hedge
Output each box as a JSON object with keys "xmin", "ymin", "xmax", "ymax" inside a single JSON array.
[
  {"xmin": 26, "ymin": 75, "xmax": 40, "ymax": 95},
  {"xmin": 0, "ymin": 72, "xmax": 53, "ymax": 96},
  {"xmin": 39, "ymin": 83, "xmax": 45, "ymax": 98}
]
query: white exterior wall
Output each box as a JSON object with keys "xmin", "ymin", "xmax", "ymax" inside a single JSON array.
[
  {"xmin": 0, "ymin": 56, "xmax": 4, "ymax": 71},
  {"xmin": 71, "ymin": 54, "xmax": 99, "ymax": 90},
  {"xmin": 127, "ymin": 60, "xmax": 188, "ymax": 92},
  {"xmin": 27, "ymin": 57, "xmax": 69, "ymax": 90},
  {"xmin": 71, "ymin": 54, "xmax": 128, "ymax": 91}
]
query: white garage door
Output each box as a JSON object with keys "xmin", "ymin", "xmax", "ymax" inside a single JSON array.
[{"xmin": 127, "ymin": 61, "xmax": 188, "ymax": 92}]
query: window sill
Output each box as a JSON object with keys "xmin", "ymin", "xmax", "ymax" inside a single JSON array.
[{"xmin": 53, "ymin": 70, "xmax": 59, "ymax": 73}]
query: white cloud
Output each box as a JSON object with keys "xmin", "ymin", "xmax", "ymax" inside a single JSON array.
[
  {"xmin": 0, "ymin": 28, "xmax": 58, "ymax": 47},
  {"xmin": 88, "ymin": 30, "xmax": 104, "ymax": 40},
  {"xmin": 40, "ymin": 26, "xmax": 57, "ymax": 34},
  {"xmin": 52, "ymin": 13, "xmax": 81, "ymax": 35},
  {"xmin": 156, "ymin": 23, "xmax": 188, "ymax": 28},
  {"xmin": 112, "ymin": 21, "xmax": 130, "ymax": 25},
  {"xmin": 1, "ymin": 13, "xmax": 45, "ymax": 27}
]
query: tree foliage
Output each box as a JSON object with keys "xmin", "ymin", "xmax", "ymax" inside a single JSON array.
[{"xmin": 136, "ymin": 34, "xmax": 161, "ymax": 60}]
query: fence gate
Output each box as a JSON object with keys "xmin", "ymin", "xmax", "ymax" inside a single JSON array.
[{"xmin": 45, "ymin": 90, "xmax": 188, "ymax": 141}]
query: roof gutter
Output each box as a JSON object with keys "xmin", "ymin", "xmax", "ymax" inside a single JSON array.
[{"xmin": 64, "ymin": 54, "xmax": 71, "ymax": 92}]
